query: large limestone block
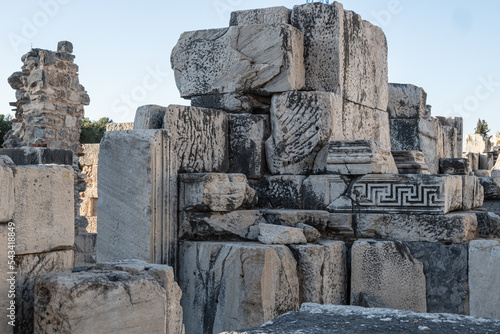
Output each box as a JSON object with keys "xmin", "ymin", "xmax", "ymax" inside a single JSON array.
[
  {"xmin": 437, "ymin": 116, "xmax": 463, "ymax": 157},
  {"xmin": 406, "ymin": 242, "xmax": 469, "ymax": 314},
  {"xmin": 165, "ymin": 105, "xmax": 228, "ymax": 173},
  {"xmin": 250, "ymin": 175, "xmax": 305, "ymax": 209},
  {"xmin": 350, "ymin": 240, "xmax": 426, "ymax": 313},
  {"xmin": 469, "ymin": 239, "xmax": 500, "ymax": 319},
  {"xmin": 228, "ymin": 114, "xmax": 270, "ymax": 178},
  {"xmin": 171, "ymin": 24, "xmax": 305, "ymax": 97},
  {"xmin": 302, "ymin": 175, "xmax": 348, "ymax": 211},
  {"xmin": 0, "ymin": 165, "xmax": 14, "ymax": 223},
  {"xmin": 418, "ymin": 117, "xmax": 442, "ymax": 174},
  {"xmin": 492, "ymin": 157, "xmax": 500, "ymax": 177},
  {"xmin": 441, "ymin": 125, "xmax": 458, "ymax": 159},
  {"xmin": 79, "ymin": 143, "xmax": 99, "ymax": 166},
  {"xmin": 34, "ymin": 261, "xmax": 184, "ymax": 334},
  {"xmin": 290, "ymin": 241, "xmax": 347, "ymax": 305},
  {"xmin": 462, "ymin": 175, "xmax": 484, "ymax": 211},
  {"xmin": 13, "ymin": 165, "xmax": 74, "ymax": 255},
  {"xmin": 439, "ymin": 158, "xmax": 469, "ymax": 175},
  {"xmin": 178, "ymin": 242, "xmax": 299, "ymax": 334},
  {"xmin": 466, "ymin": 134, "xmax": 492, "ymax": 154},
  {"xmin": 15, "ymin": 250, "xmax": 73, "ymax": 334},
  {"xmin": 356, "ymin": 213, "xmax": 478, "ymax": 243},
  {"xmin": 391, "ymin": 151, "xmax": 430, "ymax": 174},
  {"xmin": 479, "ymin": 177, "xmax": 500, "ymax": 200},
  {"xmin": 480, "ymin": 153, "xmax": 495, "ymax": 171},
  {"xmin": 0, "ymin": 147, "xmax": 73, "ymax": 165},
  {"xmin": 191, "ymin": 94, "xmax": 271, "ymax": 113},
  {"xmin": 230, "ymin": 7, "xmax": 290, "ymax": 26},
  {"xmin": 387, "ymin": 83, "xmax": 429, "ymax": 119},
  {"xmin": 291, "ymin": 2, "xmax": 345, "ymax": 93},
  {"xmin": 133, "ymin": 104, "xmax": 167, "ymax": 129},
  {"xmin": 258, "ymin": 223, "xmax": 307, "ymax": 245},
  {"xmin": 179, "ymin": 173, "xmax": 256, "ymax": 212},
  {"xmin": 0, "ymin": 226, "xmax": 13, "ymax": 334},
  {"xmin": 266, "ymin": 91, "xmax": 340, "ymax": 174},
  {"xmin": 97, "ymin": 130, "xmax": 178, "ymax": 265},
  {"xmin": 390, "ymin": 119, "xmax": 420, "ymax": 151}
]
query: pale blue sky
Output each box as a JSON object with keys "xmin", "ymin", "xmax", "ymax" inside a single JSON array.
[{"xmin": 1, "ymin": 0, "xmax": 499, "ymax": 138}]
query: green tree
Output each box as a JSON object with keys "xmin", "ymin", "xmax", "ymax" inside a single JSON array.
[
  {"xmin": 0, "ymin": 114, "xmax": 13, "ymax": 147},
  {"xmin": 475, "ymin": 118, "xmax": 490, "ymax": 137},
  {"xmin": 80, "ymin": 117, "xmax": 113, "ymax": 144}
]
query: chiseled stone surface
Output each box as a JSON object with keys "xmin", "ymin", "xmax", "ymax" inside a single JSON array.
[
  {"xmin": 230, "ymin": 6, "xmax": 290, "ymax": 26},
  {"xmin": 34, "ymin": 261, "xmax": 184, "ymax": 334},
  {"xmin": 289, "ymin": 241, "xmax": 347, "ymax": 305},
  {"xmin": 223, "ymin": 304, "xmax": 500, "ymax": 334},
  {"xmin": 391, "ymin": 151, "xmax": 430, "ymax": 174},
  {"xmin": 350, "ymin": 240, "xmax": 427, "ymax": 313},
  {"xmin": 405, "ymin": 242, "xmax": 469, "ymax": 315},
  {"xmin": 260, "ymin": 210, "xmax": 330, "ymax": 232},
  {"xmin": 462, "ymin": 175, "xmax": 484, "ymax": 211},
  {"xmin": 258, "ymin": 223, "xmax": 307, "ymax": 245},
  {"xmin": 133, "ymin": 104, "xmax": 167, "ymax": 129},
  {"xmin": 250, "ymin": 175, "xmax": 305, "ymax": 209},
  {"xmin": 265, "ymin": 91, "xmax": 340, "ymax": 175},
  {"xmin": 387, "ymin": 83, "xmax": 429, "ymax": 119},
  {"xmin": 13, "ymin": 165, "xmax": 74, "ymax": 255},
  {"xmin": 178, "ymin": 241, "xmax": 299, "ymax": 334},
  {"xmin": 0, "ymin": 165, "xmax": 14, "ymax": 223},
  {"xmin": 302, "ymin": 175, "xmax": 349, "ymax": 211},
  {"xmin": 469, "ymin": 239, "xmax": 500, "ymax": 319},
  {"xmin": 171, "ymin": 24, "xmax": 305, "ymax": 97},
  {"xmin": 191, "ymin": 94, "xmax": 270, "ymax": 114},
  {"xmin": 179, "ymin": 173, "xmax": 256, "ymax": 212},
  {"xmin": 165, "ymin": 105, "xmax": 228, "ymax": 173}
]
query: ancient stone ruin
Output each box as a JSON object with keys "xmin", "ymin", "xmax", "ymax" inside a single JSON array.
[{"xmin": 1, "ymin": 2, "xmax": 500, "ymax": 334}]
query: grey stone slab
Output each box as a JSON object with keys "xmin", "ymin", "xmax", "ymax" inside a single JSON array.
[
  {"xmin": 387, "ymin": 83, "xmax": 429, "ymax": 119},
  {"xmin": 479, "ymin": 177, "xmax": 500, "ymax": 200},
  {"xmin": 230, "ymin": 6, "xmax": 290, "ymax": 26},
  {"xmin": 480, "ymin": 153, "xmax": 495, "ymax": 170},
  {"xmin": 391, "ymin": 151, "xmax": 430, "ymax": 174},
  {"xmin": 390, "ymin": 119, "xmax": 420, "ymax": 151},
  {"xmin": 440, "ymin": 158, "xmax": 470, "ymax": 175},
  {"xmin": 474, "ymin": 211, "xmax": 500, "ymax": 238},
  {"xmin": 0, "ymin": 165, "xmax": 14, "ymax": 223},
  {"xmin": 0, "ymin": 147, "xmax": 73, "ymax": 165},
  {"xmin": 462, "ymin": 175, "xmax": 484, "ymax": 211},
  {"xmin": 250, "ymin": 175, "xmax": 305, "ymax": 209},
  {"xmin": 260, "ymin": 210, "xmax": 330, "ymax": 232},
  {"xmin": 466, "ymin": 134, "xmax": 491, "ymax": 154},
  {"xmin": 466, "ymin": 152, "xmax": 480, "ymax": 171},
  {"xmin": 191, "ymin": 94, "xmax": 271, "ymax": 113},
  {"xmin": 133, "ymin": 104, "xmax": 167, "ymax": 129},
  {"xmin": 302, "ymin": 175, "xmax": 349, "ymax": 211},
  {"xmin": 258, "ymin": 223, "xmax": 307, "ymax": 245},
  {"xmin": 436, "ymin": 116, "xmax": 463, "ymax": 158}
]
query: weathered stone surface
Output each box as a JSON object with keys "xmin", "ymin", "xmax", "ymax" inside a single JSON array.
[
  {"xmin": 133, "ymin": 104, "xmax": 167, "ymax": 129},
  {"xmin": 480, "ymin": 153, "xmax": 495, "ymax": 170},
  {"xmin": 171, "ymin": 24, "xmax": 305, "ymax": 97},
  {"xmin": 289, "ymin": 241, "xmax": 347, "ymax": 305},
  {"xmin": 260, "ymin": 210, "xmax": 330, "ymax": 232},
  {"xmin": 228, "ymin": 113, "xmax": 270, "ymax": 178},
  {"xmin": 466, "ymin": 152, "xmax": 480, "ymax": 171},
  {"xmin": 418, "ymin": 117, "xmax": 443, "ymax": 174},
  {"xmin": 387, "ymin": 83, "xmax": 429, "ymax": 119},
  {"xmin": 327, "ymin": 213, "xmax": 355, "ymax": 238},
  {"xmin": 97, "ymin": 130, "xmax": 177, "ymax": 265},
  {"xmin": 179, "ymin": 210, "xmax": 263, "ymax": 241},
  {"xmin": 475, "ymin": 211, "xmax": 500, "ymax": 238},
  {"xmin": 106, "ymin": 122, "xmax": 134, "ymax": 131},
  {"xmin": 356, "ymin": 213, "xmax": 477, "ymax": 243},
  {"xmin": 474, "ymin": 169, "xmax": 491, "ymax": 177},
  {"xmin": 165, "ymin": 105, "xmax": 228, "ymax": 173},
  {"xmin": 0, "ymin": 147, "xmax": 73, "ymax": 165},
  {"xmin": 479, "ymin": 177, "xmax": 500, "ymax": 200},
  {"xmin": 79, "ymin": 143, "xmax": 99, "ymax": 166},
  {"xmin": 179, "ymin": 173, "xmax": 256, "ymax": 212},
  {"xmin": 15, "ymin": 250, "xmax": 73, "ymax": 334},
  {"xmin": 390, "ymin": 119, "xmax": 420, "ymax": 151},
  {"xmin": 224, "ymin": 304, "xmax": 500, "ymax": 334},
  {"xmin": 440, "ymin": 158, "xmax": 470, "ymax": 175},
  {"xmin": 469, "ymin": 239, "xmax": 500, "ymax": 319},
  {"xmin": 462, "ymin": 175, "xmax": 484, "ymax": 211},
  {"xmin": 492, "ymin": 157, "xmax": 500, "ymax": 177},
  {"xmin": 34, "ymin": 261, "xmax": 184, "ymax": 334},
  {"xmin": 405, "ymin": 242, "xmax": 469, "ymax": 314},
  {"xmin": 0, "ymin": 155, "xmax": 15, "ymax": 166},
  {"xmin": 258, "ymin": 223, "xmax": 307, "ymax": 245},
  {"xmin": 0, "ymin": 165, "xmax": 14, "ymax": 223},
  {"xmin": 326, "ymin": 140, "xmax": 398, "ymax": 175},
  {"xmin": 13, "ymin": 165, "xmax": 74, "ymax": 255},
  {"xmin": 441, "ymin": 125, "xmax": 458, "ymax": 160},
  {"xmin": 350, "ymin": 240, "xmax": 426, "ymax": 313},
  {"xmin": 466, "ymin": 134, "xmax": 491, "ymax": 154},
  {"xmin": 265, "ymin": 91, "xmax": 340, "ymax": 174},
  {"xmin": 391, "ymin": 151, "xmax": 430, "ymax": 174},
  {"xmin": 250, "ymin": 175, "xmax": 305, "ymax": 209},
  {"xmin": 191, "ymin": 94, "xmax": 270, "ymax": 113},
  {"xmin": 302, "ymin": 174, "xmax": 348, "ymax": 212},
  {"xmin": 296, "ymin": 223, "xmax": 321, "ymax": 242},
  {"xmin": 230, "ymin": 7, "xmax": 290, "ymax": 26},
  {"xmin": 436, "ymin": 116, "xmax": 463, "ymax": 158},
  {"xmin": 74, "ymin": 232, "xmax": 97, "ymax": 267},
  {"xmin": 178, "ymin": 242, "xmax": 299, "ymax": 334},
  {"xmin": 0, "ymin": 226, "xmax": 13, "ymax": 334}
]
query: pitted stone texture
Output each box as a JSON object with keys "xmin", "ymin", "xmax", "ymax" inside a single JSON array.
[
  {"xmin": 391, "ymin": 151, "xmax": 430, "ymax": 174},
  {"xmin": 165, "ymin": 105, "xmax": 228, "ymax": 173},
  {"xmin": 475, "ymin": 211, "xmax": 500, "ymax": 238},
  {"xmin": 390, "ymin": 119, "xmax": 419, "ymax": 151},
  {"xmin": 0, "ymin": 226, "xmax": 13, "ymax": 334},
  {"xmin": 0, "ymin": 147, "xmax": 73, "ymax": 165},
  {"xmin": 228, "ymin": 114, "xmax": 270, "ymax": 178},
  {"xmin": 179, "ymin": 241, "xmax": 299, "ymax": 334},
  {"xmin": 441, "ymin": 125, "xmax": 458, "ymax": 160},
  {"xmin": 105, "ymin": 122, "xmax": 134, "ymax": 131},
  {"xmin": 230, "ymin": 7, "xmax": 290, "ymax": 26},
  {"xmin": 13, "ymin": 165, "xmax": 74, "ymax": 255},
  {"xmin": 250, "ymin": 175, "xmax": 305, "ymax": 209},
  {"xmin": 350, "ymin": 240, "xmax": 426, "ymax": 313},
  {"xmin": 191, "ymin": 94, "xmax": 271, "ymax": 113},
  {"xmin": 302, "ymin": 175, "xmax": 349, "ymax": 211},
  {"xmin": 133, "ymin": 104, "xmax": 167, "ymax": 129},
  {"xmin": 179, "ymin": 173, "xmax": 256, "ymax": 212},
  {"xmin": 265, "ymin": 91, "xmax": 340, "ymax": 175},
  {"xmin": 440, "ymin": 158, "xmax": 470, "ymax": 175},
  {"xmin": 15, "ymin": 250, "xmax": 73, "ymax": 334},
  {"xmin": 34, "ymin": 261, "xmax": 184, "ymax": 334},
  {"xmin": 258, "ymin": 223, "xmax": 307, "ymax": 245},
  {"xmin": 179, "ymin": 210, "xmax": 263, "ymax": 241},
  {"xmin": 355, "ymin": 213, "xmax": 478, "ymax": 243},
  {"xmin": 479, "ymin": 177, "xmax": 500, "ymax": 200},
  {"xmin": 387, "ymin": 84, "xmax": 429, "ymax": 119},
  {"xmin": 171, "ymin": 24, "xmax": 305, "ymax": 97},
  {"xmin": 437, "ymin": 116, "xmax": 463, "ymax": 158},
  {"xmin": 469, "ymin": 239, "xmax": 500, "ymax": 319},
  {"xmin": 406, "ymin": 242, "xmax": 469, "ymax": 315},
  {"xmin": 0, "ymin": 166, "xmax": 14, "ymax": 223},
  {"xmin": 297, "ymin": 223, "xmax": 321, "ymax": 242},
  {"xmin": 260, "ymin": 210, "xmax": 330, "ymax": 232},
  {"xmin": 290, "ymin": 241, "xmax": 347, "ymax": 305},
  {"xmin": 291, "ymin": 2, "xmax": 345, "ymax": 93},
  {"xmin": 466, "ymin": 134, "xmax": 492, "ymax": 154},
  {"xmin": 462, "ymin": 175, "xmax": 484, "ymax": 211}
]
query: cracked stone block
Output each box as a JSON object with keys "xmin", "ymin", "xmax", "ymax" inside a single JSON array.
[
  {"xmin": 290, "ymin": 241, "xmax": 347, "ymax": 305},
  {"xmin": 466, "ymin": 134, "xmax": 491, "ymax": 154},
  {"xmin": 350, "ymin": 240, "xmax": 426, "ymax": 313},
  {"xmin": 250, "ymin": 175, "xmax": 305, "ymax": 209},
  {"xmin": 406, "ymin": 242, "xmax": 469, "ymax": 315},
  {"xmin": 179, "ymin": 173, "xmax": 256, "ymax": 212},
  {"xmin": 258, "ymin": 223, "xmax": 307, "ymax": 245},
  {"xmin": 178, "ymin": 241, "xmax": 299, "ymax": 334},
  {"xmin": 391, "ymin": 151, "xmax": 430, "ymax": 174},
  {"xmin": 440, "ymin": 159, "xmax": 470, "ymax": 175},
  {"xmin": 302, "ymin": 175, "xmax": 349, "ymax": 211},
  {"xmin": 387, "ymin": 83, "xmax": 429, "ymax": 119},
  {"xmin": 230, "ymin": 6, "xmax": 290, "ymax": 26},
  {"xmin": 355, "ymin": 213, "xmax": 478, "ymax": 243},
  {"xmin": 437, "ymin": 116, "xmax": 463, "ymax": 158},
  {"xmin": 462, "ymin": 175, "xmax": 484, "ymax": 211},
  {"xmin": 228, "ymin": 114, "xmax": 270, "ymax": 178},
  {"xmin": 469, "ymin": 239, "xmax": 500, "ymax": 319},
  {"xmin": 171, "ymin": 24, "xmax": 305, "ymax": 97},
  {"xmin": 260, "ymin": 210, "xmax": 330, "ymax": 232},
  {"xmin": 0, "ymin": 165, "xmax": 14, "ymax": 223},
  {"xmin": 441, "ymin": 125, "xmax": 458, "ymax": 159},
  {"xmin": 191, "ymin": 94, "xmax": 271, "ymax": 114},
  {"xmin": 0, "ymin": 147, "xmax": 73, "ymax": 165},
  {"xmin": 106, "ymin": 122, "xmax": 134, "ymax": 131},
  {"xmin": 34, "ymin": 261, "xmax": 184, "ymax": 334},
  {"xmin": 475, "ymin": 211, "xmax": 500, "ymax": 238},
  {"xmin": 165, "ymin": 105, "xmax": 228, "ymax": 173},
  {"xmin": 133, "ymin": 104, "xmax": 167, "ymax": 129},
  {"xmin": 297, "ymin": 223, "xmax": 321, "ymax": 243},
  {"xmin": 479, "ymin": 177, "xmax": 500, "ymax": 200},
  {"xmin": 13, "ymin": 165, "xmax": 74, "ymax": 255},
  {"xmin": 97, "ymin": 130, "xmax": 178, "ymax": 266},
  {"xmin": 466, "ymin": 152, "xmax": 480, "ymax": 171}
]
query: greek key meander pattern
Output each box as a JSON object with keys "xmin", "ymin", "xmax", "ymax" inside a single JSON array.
[{"xmin": 353, "ymin": 183, "xmax": 445, "ymax": 207}]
